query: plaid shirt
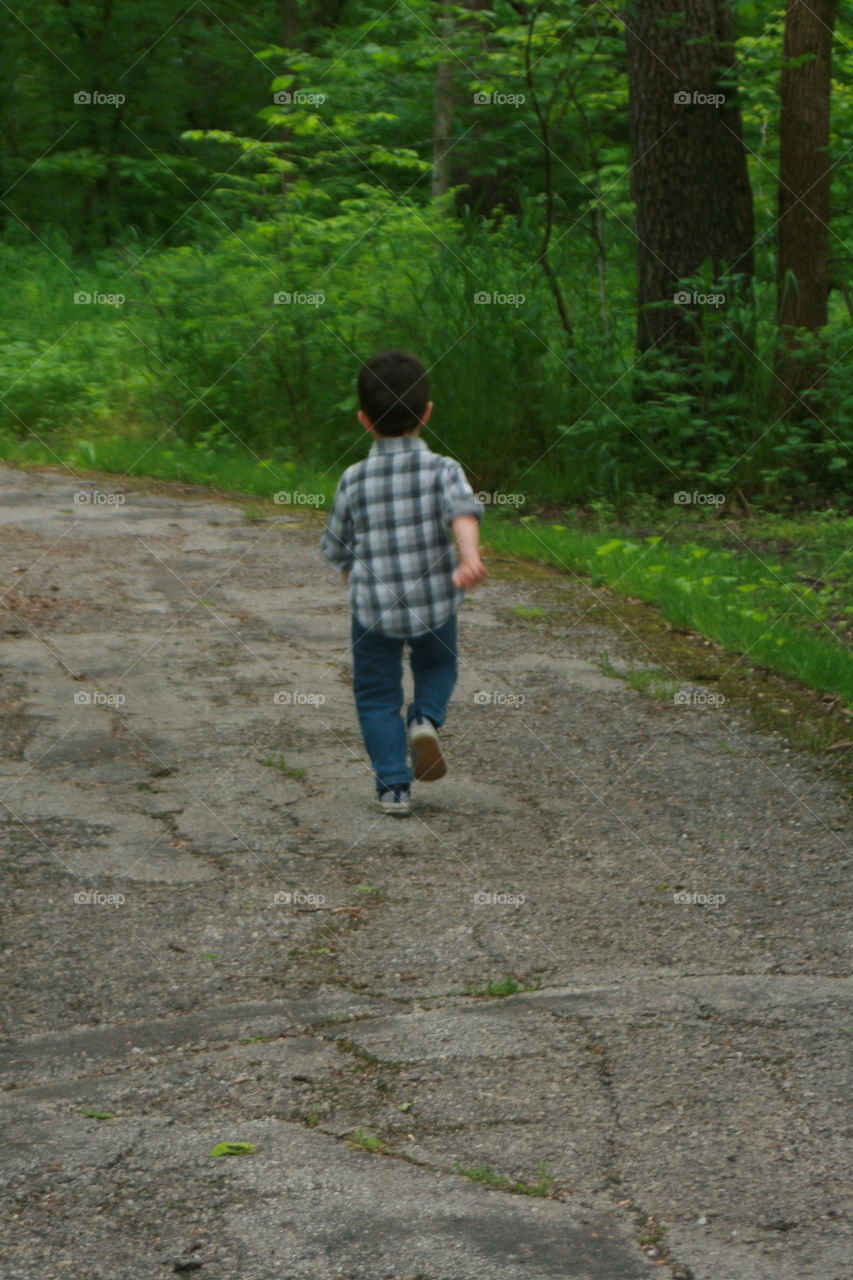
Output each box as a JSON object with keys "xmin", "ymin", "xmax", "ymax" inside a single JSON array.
[{"xmin": 320, "ymin": 436, "xmax": 482, "ymax": 637}]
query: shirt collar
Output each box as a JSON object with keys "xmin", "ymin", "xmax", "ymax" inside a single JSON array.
[{"xmin": 369, "ymin": 435, "xmax": 429, "ymax": 454}]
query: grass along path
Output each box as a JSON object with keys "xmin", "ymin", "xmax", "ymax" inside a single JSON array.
[{"xmin": 483, "ymin": 516, "xmax": 852, "ymax": 707}]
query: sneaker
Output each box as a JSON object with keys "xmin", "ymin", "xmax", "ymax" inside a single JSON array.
[
  {"xmin": 408, "ymin": 714, "xmax": 447, "ymax": 781},
  {"xmin": 376, "ymin": 785, "xmax": 411, "ymax": 817}
]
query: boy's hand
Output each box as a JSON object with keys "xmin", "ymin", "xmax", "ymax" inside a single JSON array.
[
  {"xmin": 342, "ymin": 568, "xmax": 351, "ymax": 586},
  {"xmin": 453, "ymin": 557, "xmax": 486, "ymax": 589},
  {"xmin": 451, "ymin": 514, "xmax": 486, "ymax": 589}
]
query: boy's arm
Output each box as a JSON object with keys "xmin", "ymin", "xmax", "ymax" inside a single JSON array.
[
  {"xmin": 451, "ymin": 515, "xmax": 486, "ymax": 588},
  {"xmin": 439, "ymin": 459, "xmax": 486, "ymax": 588},
  {"xmin": 320, "ymin": 477, "xmax": 354, "ymax": 578}
]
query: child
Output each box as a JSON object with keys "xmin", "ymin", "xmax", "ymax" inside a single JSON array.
[{"xmin": 321, "ymin": 350, "xmax": 486, "ymax": 816}]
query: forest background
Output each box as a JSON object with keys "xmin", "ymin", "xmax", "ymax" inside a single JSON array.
[{"xmin": 0, "ymin": 1, "xmax": 850, "ymax": 707}]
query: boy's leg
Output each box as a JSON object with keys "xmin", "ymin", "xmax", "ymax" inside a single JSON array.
[
  {"xmin": 407, "ymin": 614, "xmax": 458, "ymax": 729},
  {"xmin": 351, "ymin": 618, "xmax": 413, "ymax": 793}
]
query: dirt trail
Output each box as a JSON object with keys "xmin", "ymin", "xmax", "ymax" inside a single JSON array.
[{"xmin": 1, "ymin": 463, "xmax": 849, "ymax": 1280}]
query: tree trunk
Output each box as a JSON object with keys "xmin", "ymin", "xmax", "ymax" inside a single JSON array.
[
  {"xmin": 282, "ymin": 0, "xmax": 299, "ymax": 46},
  {"xmin": 447, "ymin": 0, "xmax": 520, "ymax": 215},
  {"xmin": 776, "ymin": 0, "xmax": 838, "ymax": 398},
  {"xmin": 624, "ymin": 0, "xmax": 755, "ymax": 357},
  {"xmin": 432, "ymin": 1, "xmax": 454, "ymax": 199}
]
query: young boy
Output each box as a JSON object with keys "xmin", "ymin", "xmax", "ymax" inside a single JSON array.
[{"xmin": 321, "ymin": 350, "xmax": 486, "ymax": 816}]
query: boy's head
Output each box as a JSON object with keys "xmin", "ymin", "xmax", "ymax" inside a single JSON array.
[{"xmin": 357, "ymin": 350, "xmax": 431, "ymax": 437}]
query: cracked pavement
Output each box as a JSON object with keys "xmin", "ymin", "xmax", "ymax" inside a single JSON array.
[{"xmin": 0, "ymin": 463, "xmax": 850, "ymax": 1279}]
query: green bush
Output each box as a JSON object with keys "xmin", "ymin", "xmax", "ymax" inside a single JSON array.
[{"xmin": 0, "ymin": 204, "xmax": 850, "ymax": 505}]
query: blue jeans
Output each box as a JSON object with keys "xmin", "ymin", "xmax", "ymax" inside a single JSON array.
[{"xmin": 351, "ymin": 614, "xmax": 458, "ymax": 792}]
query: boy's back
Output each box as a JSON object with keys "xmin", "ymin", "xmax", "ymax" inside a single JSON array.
[{"xmin": 321, "ymin": 433, "xmax": 481, "ymax": 638}]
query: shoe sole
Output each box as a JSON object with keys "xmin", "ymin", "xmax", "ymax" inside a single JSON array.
[
  {"xmin": 376, "ymin": 801, "xmax": 411, "ymax": 818},
  {"xmin": 410, "ymin": 730, "xmax": 447, "ymax": 782}
]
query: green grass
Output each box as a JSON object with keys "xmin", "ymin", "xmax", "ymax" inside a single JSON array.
[
  {"xmin": 258, "ymin": 753, "xmax": 306, "ymax": 780},
  {"xmin": 348, "ymin": 1128, "xmax": 384, "ymax": 1152},
  {"xmin": 484, "ymin": 515, "xmax": 852, "ymax": 706},
  {"xmin": 466, "ymin": 975, "xmax": 542, "ymax": 998},
  {"xmin": 598, "ymin": 652, "xmax": 682, "ymax": 700},
  {"xmin": 453, "ymin": 1161, "xmax": 554, "ymax": 1197},
  {"xmin": 0, "ymin": 426, "xmax": 337, "ymax": 508},
  {"xmin": 638, "ymin": 1220, "xmax": 669, "ymax": 1248}
]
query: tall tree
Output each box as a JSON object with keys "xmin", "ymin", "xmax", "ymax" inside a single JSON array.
[
  {"xmin": 431, "ymin": 1, "xmax": 455, "ymax": 198},
  {"xmin": 432, "ymin": 0, "xmax": 521, "ymax": 214},
  {"xmin": 623, "ymin": 0, "xmax": 754, "ymax": 358},
  {"xmin": 776, "ymin": 0, "xmax": 839, "ymax": 398}
]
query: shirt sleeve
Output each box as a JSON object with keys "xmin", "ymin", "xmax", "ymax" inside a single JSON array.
[
  {"xmin": 439, "ymin": 459, "xmax": 483, "ymax": 523},
  {"xmin": 320, "ymin": 474, "xmax": 355, "ymax": 571}
]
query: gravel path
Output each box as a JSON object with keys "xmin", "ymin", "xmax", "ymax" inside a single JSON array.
[{"xmin": 1, "ymin": 463, "xmax": 849, "ymax": 1280}]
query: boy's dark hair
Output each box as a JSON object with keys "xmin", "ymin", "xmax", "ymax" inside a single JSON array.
[{"xmin": 357, "ymin": 350, "xmax": 429, "ymax": 437}]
